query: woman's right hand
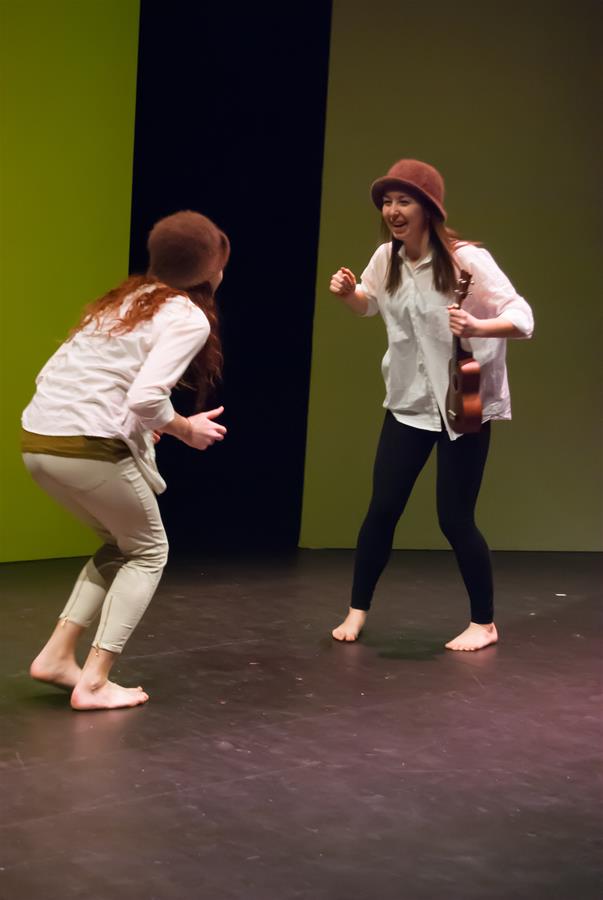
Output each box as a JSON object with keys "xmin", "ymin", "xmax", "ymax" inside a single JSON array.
[
  {"xmin": 185, "ymin": 406, "xmax": 227, "ymax": 450},
  {"xmin": 329, "ymin": 267, "xmax": 357, "ymax": 297}
]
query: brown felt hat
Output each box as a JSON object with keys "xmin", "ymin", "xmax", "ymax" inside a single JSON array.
[
  {"xmin": 147, "ymin": 210, "xmax": 230, "ymax": 289},
  {"xmin": 370, "ymin": 159, "xmax": 447, "ymax": 220}
]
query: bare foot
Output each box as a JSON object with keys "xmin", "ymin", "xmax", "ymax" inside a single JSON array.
[
  {"xmin": 30, "ymin": 653, "xmax": 83, "ymax": 691},
  {"xmin": 70, "ymin": 680, "xmax": 149, "ymax": 711},
  {"xmin": 445, "ymin": 622, "xmax": 498, "ymax": 652},
  {"xmin": 332, "ymin": 608, "xmax": 367, "ymax": 642}
]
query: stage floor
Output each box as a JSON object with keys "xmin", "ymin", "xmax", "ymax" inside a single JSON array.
[{"xmin": 1, "ymin": 550, "xmax": 601, "ymax": 900}]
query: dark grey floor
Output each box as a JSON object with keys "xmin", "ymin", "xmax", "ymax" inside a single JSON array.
[{"xmin": 1, "ymin": 550, "xmax": 601, "ymax": 900}]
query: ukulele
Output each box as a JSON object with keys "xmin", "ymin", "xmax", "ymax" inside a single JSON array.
[{"xmin": 446, "ymin": 269, "xmax": 482, "ymax": 434}]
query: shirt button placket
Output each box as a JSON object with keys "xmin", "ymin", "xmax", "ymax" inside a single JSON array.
[{"xmin": 408, "ymin": 268, "xmax": 440, "ymax": 428}]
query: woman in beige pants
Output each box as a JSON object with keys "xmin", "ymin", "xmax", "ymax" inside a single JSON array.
[{"xmin": 22, "ymin": 211, "xmax": 230, "ymax": 710}]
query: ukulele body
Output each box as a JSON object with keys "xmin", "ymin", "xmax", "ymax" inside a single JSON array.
[
  {"xmin": 445, "ymin": 269, "xmax": 483, "ymax": 434},
  {"xmin": 446, "ymin": 349, "xmax": 482, "ymax": 434}
]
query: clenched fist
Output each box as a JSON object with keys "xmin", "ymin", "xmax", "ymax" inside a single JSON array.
[
  {"xmin": 447, "ymin": 305, "xmax": 481, "ymax": 338},
  {"xmin": 330, "ymin": 267, "xmax": 357, "ymax": 297}
]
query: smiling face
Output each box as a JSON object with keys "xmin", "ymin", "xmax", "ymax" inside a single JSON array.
[{"xmin": 381, "ymin": 190, "xmax": 430, "ymax": 247}]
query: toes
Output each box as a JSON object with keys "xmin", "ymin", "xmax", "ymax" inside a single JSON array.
[
  {"xmin": 446, "ymin": 638, "xmax": 492, "ymax": 652},
  {"xmin": 446, "ymin": 640, "xmax": 470, "ymax": 651},
  {"xmin": 332, "ymin": 627, "xmax": 359, "ymax": 642},
  {"xmin": 332, "ymin": 625, "xmax": 351, "ymax": 641}
]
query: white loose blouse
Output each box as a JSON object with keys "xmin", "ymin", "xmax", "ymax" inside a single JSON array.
[
  {"xmin": 359, "ymin": 242, "xmax": 534, "ymax": 439},
  {"xmin": 22, "ymin": 289, "xmax": 210, "ymax": 492}
]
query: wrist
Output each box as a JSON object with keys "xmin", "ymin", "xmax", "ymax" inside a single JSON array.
[
  {"xmin": 163, "ymin": 413, "xmax": 194, "ymax": 443},
  {"xmin": 340, "ymin": 286, "xmax": 360, "ymax": 303},
  {"xmin": 469, "ymin": 316, "xmax": 486, "ymax": 338}
]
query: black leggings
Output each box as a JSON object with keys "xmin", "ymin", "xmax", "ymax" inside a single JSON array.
[{"xmin": 351, "ymin": 412, "xmax": 493, "ymax": 623}]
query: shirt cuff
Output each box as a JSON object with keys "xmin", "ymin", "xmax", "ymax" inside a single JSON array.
[{"xmin": 359, "ymin": 287, "xmax": 379, "ymax": 317}]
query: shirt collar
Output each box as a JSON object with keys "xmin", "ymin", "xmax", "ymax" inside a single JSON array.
[{"xmin": 398, "ymin": 243, "xmax": 433, "ymax": 270}]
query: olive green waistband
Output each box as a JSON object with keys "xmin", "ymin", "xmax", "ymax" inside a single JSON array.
[{"xmin": 21, "ymin": 429, "xmax": 131, "ymax": 463}]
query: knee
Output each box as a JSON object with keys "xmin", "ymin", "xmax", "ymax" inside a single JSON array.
[
  {"xmin": 134, "ymin": 536, "xmax": 169, "ymax": 573},
  {"xmin": 151, "ymin": 538, "xmax": 169, "ymax": 571},
  {"xmin": 438, "ymin": 513, "xmax": 472, "ymax": 544},
  {"xmin": 366, "ymin": 498, "xmax": 403, "ymax": 529}
]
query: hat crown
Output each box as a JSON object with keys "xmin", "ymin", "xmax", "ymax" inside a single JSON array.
[
  {"xmin": 385, "ymin": 159, "xmax": 444, "ymax": 206},
  {"xmin": 147, "ymin": 210, "xmax": 230, "ymax": 290}
]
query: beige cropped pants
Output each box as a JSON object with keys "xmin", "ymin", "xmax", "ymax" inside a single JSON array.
[{"xmin": 23, "ymin": 453, "xmax": 168, "ymax": 653}]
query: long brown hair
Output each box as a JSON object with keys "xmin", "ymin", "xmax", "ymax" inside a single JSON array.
[
  {"xmin": 69, "ymin": 274, "xmax": 222, "ymax": 406},
  {"xmin": 382, "ymin": 204, "xmax": 477, "ymax": 297}
]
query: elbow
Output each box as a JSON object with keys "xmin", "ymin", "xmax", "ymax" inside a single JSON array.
[
  {"xmin": 503, "ymin": 310, "xmax": 534, "ymax": 340},
  {"xmin": 519, "ymin": 319, "xmax": 535, "ymax": 340},
  {"xmin": 497, "ymin": 296, "xmax": 534, "ymax": 340},
  {"xmin": 127, "ymin": 387, "xmax": 153, "ymax": 418},
  {"xmin": 126, "ymin": 387, "xmax": 170, "ymax": 426}
]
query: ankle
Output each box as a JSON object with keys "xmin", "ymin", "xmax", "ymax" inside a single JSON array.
[
  {"xmin": 79, "ymin": 646, "xmax": 117, "ymax": 684},
  {"xmin": 75, "ymin": 674, "xmax": 107, "ymax": 693},
  {"xmin": 44, "ymin": 647, "xmax": 75, "ymax": 661}
]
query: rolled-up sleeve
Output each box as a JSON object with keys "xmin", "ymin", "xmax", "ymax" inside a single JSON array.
[
  {"xmin": 127, "ymin": 298, "xmax": 210, "ymax": 430},
  {"xmin": 457, "ymin": 245, "xmax": 534, "ymax": 339},
  {"xmin": 359, "ymin": 245, "xmax": 388, "ymax": 317}
]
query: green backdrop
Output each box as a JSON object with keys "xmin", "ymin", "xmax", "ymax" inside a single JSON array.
[
  {"xmin": 301, "ymin": 0, "xmax": 602, "ymax": 551},
  {"xmin": 0, "ymin": 0, "xmax": 140, "ymax": 562}
]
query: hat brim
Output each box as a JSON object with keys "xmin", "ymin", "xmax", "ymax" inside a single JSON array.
[{"xmin": 370, "ymin": 176, "xmax": 447, "ymax": 221}]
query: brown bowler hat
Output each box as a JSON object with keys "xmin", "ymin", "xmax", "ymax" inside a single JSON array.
[
  {"xmin": 147, "ymin": 210, "xmax": 230, "ymax": 289},
  {"xmin": 370, "ymin": 159, "xmax": 447, "ymax": 220}
]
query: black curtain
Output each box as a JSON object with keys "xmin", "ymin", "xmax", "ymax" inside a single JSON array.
[{"xmin": 129, "ymin": 0, "xmax": 332, "ymax": 552}]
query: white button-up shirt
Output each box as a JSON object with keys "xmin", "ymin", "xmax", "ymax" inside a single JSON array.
[
  {"xmin": 360, "ymin": 242, "xmax": 534, "ymax": 440},
  {"xmin": 22, "ymin": 291, "xmax": 209, "ymax": 492}
]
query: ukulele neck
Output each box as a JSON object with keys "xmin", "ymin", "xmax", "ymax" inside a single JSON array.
[{"xmin": 451, "ymin": 270, "xmax": 472, "ymax": 363}]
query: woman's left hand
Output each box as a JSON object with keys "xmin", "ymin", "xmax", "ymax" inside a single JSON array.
[{"xmin": 447, "ymin": 306, "xmax": 481, "ymax": 337}]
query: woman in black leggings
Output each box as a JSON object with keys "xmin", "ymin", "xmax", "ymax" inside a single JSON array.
[{"xmin": 330, "ymin": 159, "xmax": 534, "ymax": 651}]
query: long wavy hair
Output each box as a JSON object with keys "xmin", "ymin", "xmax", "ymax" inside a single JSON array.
[
  {"xmin": 381, "ymin": 197, "xmax": 478, "ymax": 296},
  {"xmin": 69, "ymin": 274, "xmax": 222, "ymax": 407}
]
